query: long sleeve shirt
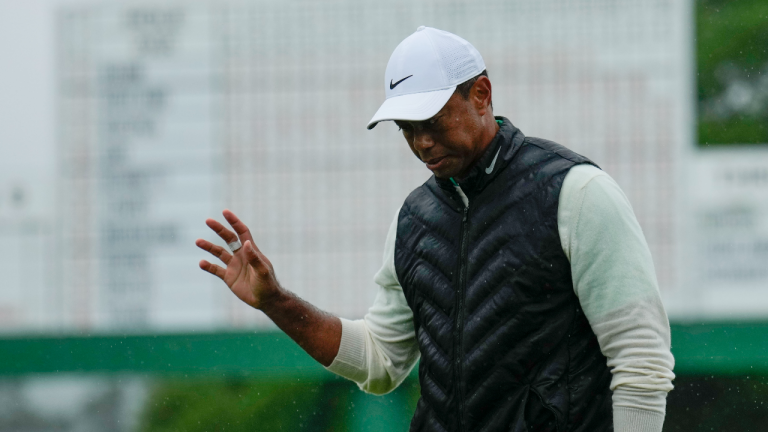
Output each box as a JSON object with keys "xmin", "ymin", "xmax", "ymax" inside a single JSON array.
[{"xmin": 325, "ymin": 164, "xmax": 675, "ymax": 432}]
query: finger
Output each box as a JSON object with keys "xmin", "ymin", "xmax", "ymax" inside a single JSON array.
[
  {"xmin": 206, "ymin": 218, "xmax": 239, "ymax": 244},
  {"xmin": 195, "ymin": 239, "xmax": 232, "ymax": 265},
  {"xmin": 243, "ymin": 240, "xmax": 269, "ymax": 276},
  {"xmin": 222, "ymin": 209, "xmax": 254, "ymax": 243},
  {"xmin": 199, "ymin": 259, "xmax": 226, "ymax": 280}
]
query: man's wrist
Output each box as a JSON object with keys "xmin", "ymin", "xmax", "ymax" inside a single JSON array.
[{"xmin": 255, "ymin": 283, "xmax": 288, "ymax": 314}]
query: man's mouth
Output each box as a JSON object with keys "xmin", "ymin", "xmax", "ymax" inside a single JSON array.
[{"xmin": 425, "ymin": 156, "xmax": 447, "ymax": 170}]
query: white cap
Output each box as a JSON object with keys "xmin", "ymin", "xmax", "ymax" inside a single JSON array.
[{"xmin": 367, "ymin": 26, "xmax": 486, "ymax": 130}]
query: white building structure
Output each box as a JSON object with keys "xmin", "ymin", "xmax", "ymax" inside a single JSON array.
[{"xmin": 11, "ymin": 0, "xmax": 764, "ymax": 332}]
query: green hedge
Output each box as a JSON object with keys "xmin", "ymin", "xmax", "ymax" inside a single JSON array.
[{"xmin": 697, "ymin": 0, "xmax": 768, "ymax": 145}]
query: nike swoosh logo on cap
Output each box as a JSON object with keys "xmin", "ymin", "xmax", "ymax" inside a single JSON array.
[
  {"xmin": 390, "ymin": 75, "xmax": 413, "ymax": 90},
  {"xmin": 485, "ymin": 148, "xmax": 501, "ymax": 174}
]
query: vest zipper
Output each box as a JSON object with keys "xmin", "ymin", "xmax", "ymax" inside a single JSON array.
[{"xmin": 455, "ymin": 195, "xmax": 470, "ymax": 431}]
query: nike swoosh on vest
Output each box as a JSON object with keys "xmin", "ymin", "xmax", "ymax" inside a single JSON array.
[{"xmin": 485, "ymin": 148, "xmax": 501, "ymax": 174}]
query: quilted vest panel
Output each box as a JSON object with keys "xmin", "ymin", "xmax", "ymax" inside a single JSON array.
[{"xmin": 395, "ymin": 118, "xmax": 613, "ymax": 432}]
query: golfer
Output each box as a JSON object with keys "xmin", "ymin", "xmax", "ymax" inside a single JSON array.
[{"xmin": 196, "ymin": 26, "xmax": 674, "ymax": 432}]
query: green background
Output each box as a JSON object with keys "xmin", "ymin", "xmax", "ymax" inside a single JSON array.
[
  {"xmin": 2, "ymin": 323, "xmax": 768, "ymax": 377},
  {"xmin": 2, "ymin": 323, "xmax": 768, "ymax": 431}
]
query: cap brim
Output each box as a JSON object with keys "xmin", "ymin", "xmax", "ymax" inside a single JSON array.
[{"xmin": 367, "ymin": 86, "xmax": 456, "ymax": 130}]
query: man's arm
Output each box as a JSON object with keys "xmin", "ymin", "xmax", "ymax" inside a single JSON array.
[
  {"xmin": 324, "ymin": 210, "xmax": 420, "ymax": 394},
  {"xmin": 558, "ymin": 165, "xmax": 675, "ymax": 432},
  {"xmin": 196, "ymin": 209, "xmax": 341, "ymax": 367}
]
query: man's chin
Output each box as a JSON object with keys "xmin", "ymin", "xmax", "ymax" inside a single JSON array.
[
  {"xmin": 426, "ymin": 158, "xmax": 464, "ymax": 179},
  {"xmin": 430, "ymin": 167, "xmax": 460, "ymax": 180}
]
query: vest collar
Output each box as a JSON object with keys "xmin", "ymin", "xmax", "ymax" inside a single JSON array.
[{"xmin": 435, "ymin": 116, "xmax": 525, "ymax": 198}]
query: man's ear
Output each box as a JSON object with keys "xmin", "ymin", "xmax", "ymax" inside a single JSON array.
[{"xmin": 471, "ymin": 76, "xmax": 493, "ymax": 115}]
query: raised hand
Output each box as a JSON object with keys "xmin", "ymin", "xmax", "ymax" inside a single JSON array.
[
  {"xmin": 196, "ymin": 209, "xmax": 280, "ymax": 310},
  {"xmin": 196, "ymin": 209, "xmax": 341, "ymax": 366}
]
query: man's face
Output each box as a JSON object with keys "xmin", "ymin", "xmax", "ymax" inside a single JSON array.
[{"xmin": 395, "ymin": 91, "xmax": 489, "ymax": 180}]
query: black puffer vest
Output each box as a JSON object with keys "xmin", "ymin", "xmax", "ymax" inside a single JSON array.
[{"xmin": 395, "ymin": 118, "xmax": 612, "ymax": 432}]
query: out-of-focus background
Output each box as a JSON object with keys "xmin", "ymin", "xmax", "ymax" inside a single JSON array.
[{"xmin": 0, "ymin": 0, "xmax": 766, "ymax": 430}]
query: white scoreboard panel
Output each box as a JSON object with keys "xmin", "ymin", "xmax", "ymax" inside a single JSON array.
[
  {"xmin": 45, "ymin": 0, "xmax": 695, "ymax": 332},
  {"xmin": 57, "ymin": 5, "xmax": 223, "ymax": 330},
  {"xmin": 680, "ymin": 147, "xmax": 768, "ymax": 319}
]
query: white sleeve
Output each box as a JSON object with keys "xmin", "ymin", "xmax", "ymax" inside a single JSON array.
[
  {"xmin": 325, "ymin": 209, "xmax": 420, "ymax": 395},
  {"xmin": 558, "ymin": 164, "xmax": 675, "ymax": 432}
]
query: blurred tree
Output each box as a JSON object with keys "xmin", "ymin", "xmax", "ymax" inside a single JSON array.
[
  {"xmin": 139, "ymin": 377, "xmax": 420, "ymax": 431},
  {"xmin": 140, "ymin": 377, "xmax": 330, "ymax": 431},
  {"xmin": 698, "ymin": 0, "xmax": 768, "ymax": 145}
]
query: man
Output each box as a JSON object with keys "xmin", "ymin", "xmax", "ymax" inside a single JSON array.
[{"xmin": 196, "ymin": 26, "xmax": 674, "ymax": 431}]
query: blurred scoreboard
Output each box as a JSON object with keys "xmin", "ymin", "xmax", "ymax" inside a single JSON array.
[
  {"xmin": 13, "ymin": 0, "xmax": 699, "ymax": 332},
  {"xmin": 682, "ymin": 148, "xmax": 768, "ymax": 319}
]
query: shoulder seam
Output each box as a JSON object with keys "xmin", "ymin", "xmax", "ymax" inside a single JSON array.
[{"xmin": 523, "ymin": 137, "xmax": 596, "ymax": 165}]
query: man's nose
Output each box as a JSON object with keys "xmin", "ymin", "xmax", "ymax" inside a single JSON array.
[{"xmin": 412, "ymin": 128, "xmax": 435, "ymax": 153}]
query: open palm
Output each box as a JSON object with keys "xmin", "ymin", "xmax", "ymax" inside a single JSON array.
[{"xmin": 195, "ymin": 209, "xmax": 278, "ymax": 309}]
